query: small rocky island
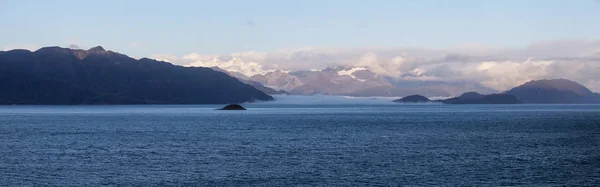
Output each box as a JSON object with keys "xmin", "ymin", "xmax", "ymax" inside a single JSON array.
[
  {"xmin": 393, "ymin": 95, "xmax": 431, "ymax": 103},
  {"xmin": 219, "ymin": 104, "xmax": 247, "ymax": 110}
]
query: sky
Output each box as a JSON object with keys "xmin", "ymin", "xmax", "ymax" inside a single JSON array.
[
  {"xmin": 2, "ymin": 0, "xmax": 599, "ymax": 55},
  {"xmin": 2, "ymin": 0, "xmax": 600, "ymax": 91}
]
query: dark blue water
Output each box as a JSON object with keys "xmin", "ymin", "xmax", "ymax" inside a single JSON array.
[{"xmin": 1, "ymin": 104, "xmax": 599, "ymax": 186}]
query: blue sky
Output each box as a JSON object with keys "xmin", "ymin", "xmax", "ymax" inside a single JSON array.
[{"xmin": 1, "ymin": 0, "xmax": 599, "ymax": 57}]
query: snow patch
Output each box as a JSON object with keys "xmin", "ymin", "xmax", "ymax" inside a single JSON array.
[{"xmin": 337, "ymin": 67, "xmax": 368, "ymax": 82}]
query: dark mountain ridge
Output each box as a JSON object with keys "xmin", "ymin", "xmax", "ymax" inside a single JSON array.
[
  {"xmin": 437, "ymin": 92, "xmax": 521, "ymax": 104},
  {"xmin": 0, "ymin": 46, "xmax": 273, "ymax": 104},
  {"xmin": 391, "ymin": 79, "xmax": 599, "ymax": 104},
  {"xmin": 505, "ymin": 78, "xmax": 600, "ymax": 103}
]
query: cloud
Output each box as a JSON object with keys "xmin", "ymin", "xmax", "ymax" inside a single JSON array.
[
  {"xmin": 468, "ymin": 58, "xmax": 555, "ymax": 91},
  {"xmin": 130, "ymin": 42, "xmax": 138, "ymax": 48},
  {"xmin": 67, "ymin": 37, "xmax": 85, "ymax": 48},
  {"xmin": 3, "ymin": 44, "xmax": 40, "ymax": 51},
  {"xmin": 425, "ymin": 64, "xmax": 459, "ymax": 78},
  {"xmin": 442, "ymin": 54, "xmax": 471, "ymax": 62},
  {"xmin": 154, "ymin": 39, "xmax": 600, "ymax": 92},
  {"xmin": 68, "ymin": 44, "xmax": 81, "ymax": 49},
  {"xmin": 151, "ymin": 54, "xmax": 180, "ymax": 63},
  {"xmin": 182, "ymin": 52, "xmax": 270, "ymax": 76},
  {"xmin": 520, "ymin": 40, "xmax": 600, "ymax": 58}
]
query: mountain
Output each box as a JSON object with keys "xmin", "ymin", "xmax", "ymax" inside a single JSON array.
[
  {"xmin": 250, "ymin": 70, "xmax": 304, "ymax": 91},
  {"xmin": 249, "ymin": 66, "xmax": 399, "ymax": 96},
  {"xmin": 0, "ymin": 46, "xmax": 273, "ymax": 104},
  {"xmin": 285, "ymin": 66, "xmax": 392, "ymax": 95},
  {"xmin": 438, "ymin": 92, "xmax": 521, "ymax": 104},
  {"xmin": 393, "ymin": 95, "xmax": 431, "ymax": 103},
  {"xmin": 242, "ymin": 65, "xmax": 496, "ymax": 97},
  {"xmin": 210, "ymin": 67, "xmax": 287, "ymax": 95},
  {"xmin": 505, "ymin": 78, "xmax": 600, "ymax": 103}
]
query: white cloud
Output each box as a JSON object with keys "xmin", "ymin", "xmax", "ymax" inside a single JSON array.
[
  {"xmin": 470, "ymin": 58, "xmax": 554, "ymax": 91},
  {"xmin": 432, "ymin": 57, "xmax": 600, "ymax": 92},
  {"xmin": 151, "ymin": 54, "xmax": 179, "ymax": 63},
  {"xmin": 153, "ymin": 39, "xmax": 600, "ymax": 92},
  {"xmin": 182, "ymin": 53, "xmax": 271, "ymax": 76}
]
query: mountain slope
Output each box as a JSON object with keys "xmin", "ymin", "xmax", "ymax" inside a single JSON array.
[
  {"xmin": 438, "ymin": 92, "xmax": 521, "ymax": 104},
  {"xmin": 287, "ymin": 68, "xmax": 390, "ymax": 95},
  {"xmin": 0, "ymin": 46, "xmax": 273, "ymax": 104},
  {"xmin": 210, "ymin": 67, "xmax": 287, "ymax": 95},
  {"xmin": 505, "ymin": 78, "xmax": 600, "ymax": 103},
  {"xmin": 250, "ymin": 70, "xmax": 304, "ymax": 91}
]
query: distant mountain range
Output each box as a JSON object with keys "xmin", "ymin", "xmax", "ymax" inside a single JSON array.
[
  {"xmin": 0, "ymin": 46, "xmax": 273, "ymax": 104},
  {"xmin": 393, "ymin": 79, "xmax": 600, "ymax": 104},
  {"xmin": 2, "ymin": 46, "xmax": 599, "ymax": 105},
  {"xmin": 220, "ymin": 66, "xmax": 497, "ymax": 97},
  {"xmin": 393, "ymin": 92, "xmax": 521, "ymax": 104},
  {"xmin": 215, "ymin": 63, "xmax": 600, "ymax": 104}
]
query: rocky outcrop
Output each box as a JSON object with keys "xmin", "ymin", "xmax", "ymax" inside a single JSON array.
[{"xmin": 219, "ymin": 104, "xmax": 246, "ymax": 110}]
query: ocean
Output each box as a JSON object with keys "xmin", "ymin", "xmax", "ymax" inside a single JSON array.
[{"xmin": 1, "ymin": 103, "xmax": 599, "ymax": 186}]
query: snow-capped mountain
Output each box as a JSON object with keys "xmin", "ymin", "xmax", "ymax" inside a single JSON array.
[
  {"xmin": 286, "ymin": 66, "xmax": 392, "ymax": 95},
  {"xmin": 333, "ymin": 66, "xmax": 370, "ymax": 82},
  {"xmin": 250, "ymin": 70, "xmax": 304, "ymax": 91},
  {"xmin": 216, "ymin": 65, "xmax": 497, "ymax": 97}
]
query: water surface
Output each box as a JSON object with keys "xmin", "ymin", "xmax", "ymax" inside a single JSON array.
[{"xmin": 1, "ymin": 104, "xmax": 599, "ymax": 186}]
